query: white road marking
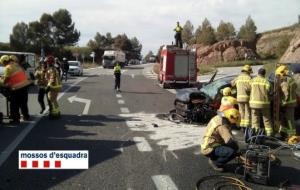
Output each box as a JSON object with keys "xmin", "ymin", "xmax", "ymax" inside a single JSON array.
[
  {"xmin": 118, "ymin": 99, "xmax": 125, "ymax": 104},
  {"xmin": 120, "ymin": 107, "xmax": 130, "ymax": 113},
  {"xmin": 122, "ymin": 113, "xmax": 205, "ymax": 151},
  {"xmin": 133, "ymin": 137, "xmax": 152, "ymax": 152},
  {"xmin": 68, "ymin": 95, "xmax": 91, "ymax": 115},
  {"xmin": 166, "ymin": 89, "xmax": 177, "ymax": 94},
  {"xmin": 152, "ymin": 175, "xmax": 178, "ymax": 190},
  {"xmin": 0, "ymin": 76, "xmax": 88, "ymax": 167},
  {"xmin": 131, "ymin": 74, "xmax": 135, "ymax": 78},
  {"xmin": 116, "ymin": 94, "xmax": 122, "ymax": 98}
]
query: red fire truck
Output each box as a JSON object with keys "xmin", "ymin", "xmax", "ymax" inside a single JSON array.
[{"xmin": 158, "ymin": 45, "xmax": 198, "ymax": 88}]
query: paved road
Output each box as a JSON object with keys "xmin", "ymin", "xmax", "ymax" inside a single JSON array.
[{"xmin": 0, "ymin": 64, "xmax": 299, "ymax": 190}]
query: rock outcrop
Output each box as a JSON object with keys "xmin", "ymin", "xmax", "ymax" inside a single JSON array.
[
  {"xmin": 191, "ymin": 40, "xmax": 257, "ymax": 65},
  {"xmin": 280, "ymin": 33, "xmax": 300, "ymax": 63}
]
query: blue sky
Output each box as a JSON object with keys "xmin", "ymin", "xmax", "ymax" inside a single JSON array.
[{"xmin": 0, "ymin": 0, "xmax": 299, "ymax": 55}]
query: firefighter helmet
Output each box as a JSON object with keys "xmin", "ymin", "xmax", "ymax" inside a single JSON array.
[
  {"xmin": 288, "ymin": 136, "xmax": 300, "ymax": 145},
  {"xmin": 223, "ymin": 108, "xmax": 240, "ymax": 125},
  {"xmin": 275, "ymin": 65, "xmax": 288, "ymax": 77},
  {"xmin": 222, "ymin": 87, "xmax": 232, "ymax": 96},
  {"xmin": 45, "ymin": 55, "xmax": 55, "ymax": 65},
  {"xmin": 0, "ymin": 55, "xmax": 11, "ymax": 64},
  {"xmin": 9, "ymin": 55, "xmax": 18, "ymax": 63},
  {"xmin": 242, "ymin": 64, "xmax": 253, "ymax": 74}
]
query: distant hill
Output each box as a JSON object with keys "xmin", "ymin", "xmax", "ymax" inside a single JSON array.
[{"xmin": 256, "ymin": 23, "xmax": 300, "ymax": 59}]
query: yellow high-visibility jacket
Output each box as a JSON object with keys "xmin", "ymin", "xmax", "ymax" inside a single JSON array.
[
  {"xmin": 249, "ymin": 75, "xmax": 271, "ymax": 109},
  {"xmin": 201, "ymin": 115, "xmax": 233, "ymax": 155},
  {"xmin": 281, "ymin": 76, "xmax": 297, "ymax": 107},
  {"xmin": 231, "ymin": 73, "xmax": 251, "ymax": 102}
]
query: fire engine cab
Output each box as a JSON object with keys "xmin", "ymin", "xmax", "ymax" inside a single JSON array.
[{"xmin": 158, "ymin": 45, "xmax": 198, "ymax": 88}]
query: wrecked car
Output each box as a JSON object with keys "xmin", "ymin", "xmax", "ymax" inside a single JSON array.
[{"xmin": 173, "ymin": 73, "xmax": 236, "ymax": 123}]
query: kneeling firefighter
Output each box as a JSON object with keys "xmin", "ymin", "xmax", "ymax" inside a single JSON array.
[
  {"xmin": 45, "ymin": 56, "xmax": 62, "ymax": 118},
  {"xmin": 201, "ymin": 108, "xmax": 240, "ymax": 172}
]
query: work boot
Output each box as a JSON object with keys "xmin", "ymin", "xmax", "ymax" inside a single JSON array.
[{"xmin": 208, "ymin": 159, "xmax": 224, "ymax": 172}]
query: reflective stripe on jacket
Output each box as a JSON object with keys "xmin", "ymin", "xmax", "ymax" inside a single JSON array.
[
  {"xmin": 34, "ymin": 67, "xmax": 47, "ymax": 88},
  {"xmin": 231, "ymin": 73, "xmax": 251, "ymax": 102},
  {"xmin": 47, "ymin": 67, "xmax": 62, "ymax": 90},
  {"xmin": 4, "ymin": 63, "xmax": 31, "ymax": 90},
  {"xmin": 281, "ymin": 76, "xmax": 297, "ymax": 107},
  {"xmin": 249, "ymin": 75, "xmax": 270, "ymax": 109},
  {"xmin": 201, "ymin": 115, "xmax": 233, "ymax": 155},
  {"xmin": 114, "ymin": 65, "xmax": 121, "ymax": 74},
  {"xmin": 174, "ymin": 26, "xmax": 182, "ymax": 33}
]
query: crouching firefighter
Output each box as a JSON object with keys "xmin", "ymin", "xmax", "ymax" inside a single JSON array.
[
  {"xmin": 201, "ymin": 108, "xmax": 240, "ymax": 172},
  {"xmin": 45, "ymin": 56, "xmax": 62, "ymax": 118}
]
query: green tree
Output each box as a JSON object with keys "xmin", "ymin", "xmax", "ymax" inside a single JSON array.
[
  {"xmin": 0, "ymin": 42, "xmax": 10, "ymax": 51},
  {"xmin": 52, "ymin": 9, "xmax": 80, "ymax": 48},
  {"xmin": 9, "ymin": 22, "xmax": 31, "ymax": 51},
  {"xmin": 144, "ymin": 50, "xmax": 154, "ymax": 62},
  {"xmin": 182, "ymin": 20, "xmax": 194, "ymax": 45},
  {"xmin": 130, "ymin": 37, "xmax": 142, "ymax": 59},
  {"xmin": 114, "ymin": 34, "xmax": 132, "ymax": 51},
  {"xmin": 216, "ymin": 20, "xmax": 235, "ymax": 41},
  {"xmin": 238, "ymin": 16, "xmax": 257, "ymax": 41},
  {"xmin": 195, "ymin": 18, "xmax": 216, "ymax": 45}
]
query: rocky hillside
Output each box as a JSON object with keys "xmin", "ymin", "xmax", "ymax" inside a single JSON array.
[
  {"xmin": 280, "ymin": 32, "xmax": 300, "ymax": 63},
  {"xmin": 192, "ymin": 40, "xmax": 257, "ymax": 65},
  {"xmin": 256, "ymin": 24, "xmax": 300, "ymax": 59},
  {"xmin": 192, "ymin": 24, "xmax": 300, "ymax": 65}
]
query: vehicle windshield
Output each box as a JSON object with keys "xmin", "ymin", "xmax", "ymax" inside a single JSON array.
[
  {"xmin": 199, "ymin": 77, "xmax": 234, "ymax": 99},
  {"xmin": 68, "ymin": 62, "xmax": 79, "ymax": 66},
  {"xmin": 103, "ymin": 56, "xmax": 114, "ymax": 60}
]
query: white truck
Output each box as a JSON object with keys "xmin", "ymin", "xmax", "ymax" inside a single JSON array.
[{"xmin": 102, "ymin": 50, "xmax": 126, "ymax": 68}]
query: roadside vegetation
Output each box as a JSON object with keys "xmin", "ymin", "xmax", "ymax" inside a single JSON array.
[
  {"xmin": 82, "ymin": 62, "xmax": 99, "ymax": 69},
  {"xmin": 198, "ymin": 59, "xmax": 278, "ymax": 75}
]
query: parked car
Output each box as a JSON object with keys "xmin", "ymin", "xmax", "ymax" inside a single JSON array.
[
  {"xmin": 68, "ymin": 61, "xmax": 83, "ymax": 76},
  {"xmin": 174, "ymin": 73, "xmax": 236, "ymax": 123}
]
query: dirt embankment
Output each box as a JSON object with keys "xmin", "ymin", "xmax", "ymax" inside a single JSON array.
[{"xmin": 191, "ymin": 40, "xmax": 257, "ymax": 65}]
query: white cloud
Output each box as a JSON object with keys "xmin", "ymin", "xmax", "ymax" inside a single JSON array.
[{"xmin": 0, "ymin": 0, "xmax": 299, "ymax": 55}]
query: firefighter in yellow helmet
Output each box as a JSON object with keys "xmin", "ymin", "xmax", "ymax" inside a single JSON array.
[
  {"xmin": 201, "ymin": 108, "xmax": 240, "ymax": 172},
  {"xmin": 45, "ymin": 55, "xmax": 62, "ymax": 118},
  {"xmin": 249, "ymin": 68, "xmax": 273, "ymax": 137},
  {"xmin": 219, "ymin": 87, "xmax": 237, "ymax": 112},
  {"xmin": 0, "ymin": 55, "xmax": 31, "ymax": 124},
  {"xmin": 231, "ymin": 65, "xmax": 252, "ymax": 129},
  {"xmin": 275, "ymin": 65, "xmax": 297, "ymax": 140}
]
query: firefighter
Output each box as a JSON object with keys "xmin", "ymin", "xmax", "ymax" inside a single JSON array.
[
  {"xmin": 34, "ymin": 59, "xmax": 48, "ymax": 114},
  {"xmin": 219, "ymin": 87, "xmax": 237, "ymax": 112},
  {"xmin": 275, "ymin": 65, "xmax": 297, "ymax": 140},
  {"xmin": 0, "ymin": 55, "xmax": 31, "ymax": 124},
  {"xmin": 201, "ymin": 108, "xmax": 240, "ymax": 172},
  {"xmin": 45, "ymin": 56, "xmax": 62, "ymax": 118},
  {"xmin": 231, "ymin": 65, "xmax": 252, "ymax": 129},
  {"xmin": 174, "ymin": 21, "xmax": 183, "ymax": 48},
  {"xmin": 249, "ymin": 68, "xmax": 273, "ymax": 137},
  {"xmin": 114, "ymin": 62, "xmax": 121, "ymax": 92}
]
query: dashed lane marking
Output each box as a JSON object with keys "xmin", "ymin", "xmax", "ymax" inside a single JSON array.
[
  {"xmin": 118, "ymin": 99, "xmax": 125, "ymax": 104},
  {"xmin": 0, "ymin": 76, "xmax": 89, "ymax": 167},
  {"xmin": 120, "ymin": 107, "xmax": 130, "ymax": 113},
  {"xmin": 152, "ymin": 175, "xmax": 178, "ymax": 190},
  {"xmin": 133, "ymin": 137, "xmax": 153, "ymax": 152},
  {"xmin": 116, "ymin": 94, "xmax": 122, "ymax": 98},
  {"xmin": 131, "ymin": 74, "xmax": 135, "ymax": 78}
]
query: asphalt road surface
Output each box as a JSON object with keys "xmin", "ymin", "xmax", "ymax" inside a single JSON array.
[{"xmin": 0, "ymin": 64, "xmax": 299, "ymax": 190}]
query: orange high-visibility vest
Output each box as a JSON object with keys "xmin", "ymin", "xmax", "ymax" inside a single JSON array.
[{"xmin": 5, "ymin": 63, "xmax": 30, "ymax": 90}]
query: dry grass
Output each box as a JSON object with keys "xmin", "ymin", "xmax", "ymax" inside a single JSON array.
[{"xmin": 82, "ymin": 62, "xmax": 99, "ymax": 69}]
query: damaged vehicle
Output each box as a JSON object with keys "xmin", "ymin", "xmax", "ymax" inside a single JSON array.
[{"xmin": 173, "ymin": 72, "xmax": 236, "ymax": 123}]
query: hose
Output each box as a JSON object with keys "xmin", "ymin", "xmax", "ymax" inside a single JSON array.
[{"xmin": 195, "ymin": 175, "xmax": 252, "ymax": 190}]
